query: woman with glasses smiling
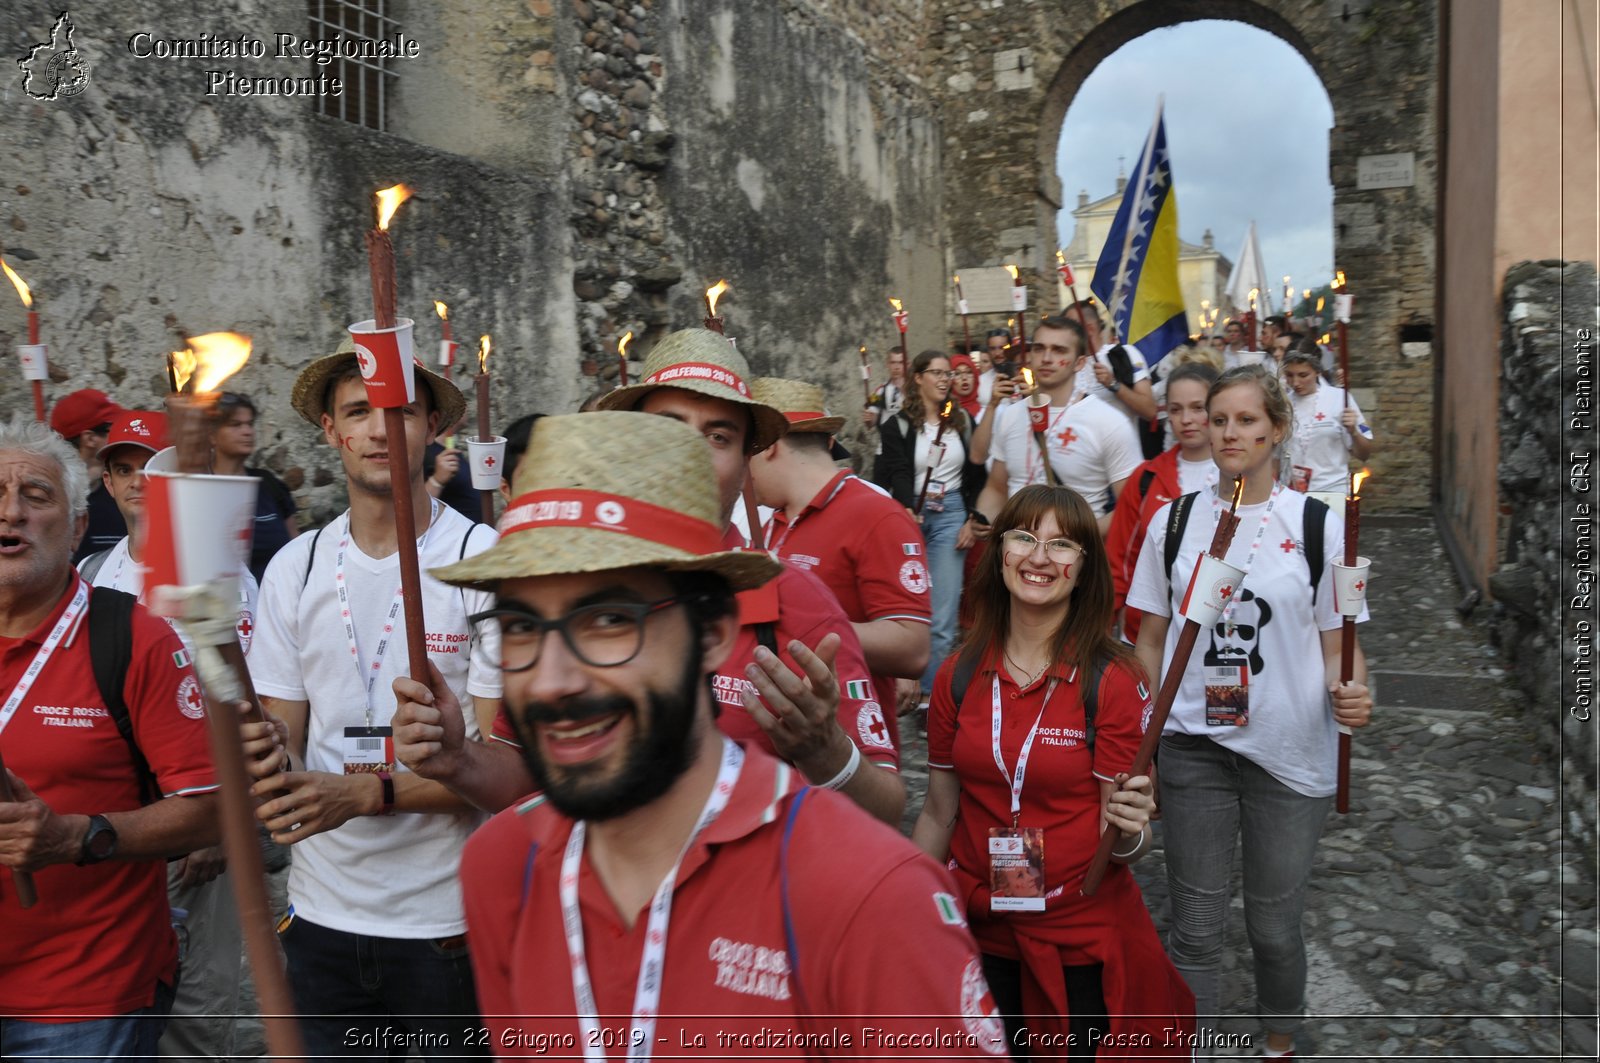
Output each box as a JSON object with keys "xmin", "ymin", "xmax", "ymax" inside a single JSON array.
[{"xmin": 913, "ymin": 484, "xmax": 1194, "ymax": 1059}]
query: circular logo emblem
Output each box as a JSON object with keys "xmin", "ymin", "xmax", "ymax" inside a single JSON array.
[
  {"xmin": 353, "ymin": 342, "xmax": 377, "ymax": 380},
  {"xmin": 959, "ymin": 957, "xmax": 1007, "ymax": 1055},
  {"xmin": 176, "ymin": 675, "xmax": 205, "ymax": 720},
  {"xmin": 46, "ymin": 51, "xmax": 91, "ymax": 98},
  {"xmin": 1140, "ymin": 702, "xmax": 1154, "ymax": 734},
  {"xmin": 596, "ymin": 500, "xmax": 625, "ymax": 525},
  {"xmin": 898, "ymin": 559, "xmax": 929, "ymax": 595},
  {"xmin": 856, "ymin": 702, "xmax": 892, "ymax": 751}
]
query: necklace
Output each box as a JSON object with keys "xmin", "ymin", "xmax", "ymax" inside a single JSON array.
[{"xmin": 1003, "ymin": 649, "xmax": 1046, "ymax": 689}]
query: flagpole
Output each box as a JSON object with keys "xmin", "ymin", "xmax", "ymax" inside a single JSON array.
[{"xmin": 1107, "ymin": 96, "xmax": 1164, "ymax": 338}]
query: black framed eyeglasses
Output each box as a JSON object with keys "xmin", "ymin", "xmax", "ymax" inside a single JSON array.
[
  {"xmin": 469, "ymin": 596, "xmax": 689, "ymax": 672},
  {"xmin": 1000, "ymin": 530, "xmax": 1083, "ymax": 564}
]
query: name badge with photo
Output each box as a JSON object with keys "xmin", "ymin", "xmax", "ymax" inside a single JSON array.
[
  {"xmin": 342, "ymin": 725, "xmax": 395, "ymax": 774},
  {"xmin": 988, "ymin": 826, "xmax": 1046, "ymax": 911},
  {"xmin": 1290, "ymin": 465, "xmax": 1312, "ymax": 492},
  {"xmin": 925, "ymin": 479, "xmax": 947, "ymax": 511},
  {"xmin": 1204, "ymin": 662, "xmax": 1250, "ymax": 727}
]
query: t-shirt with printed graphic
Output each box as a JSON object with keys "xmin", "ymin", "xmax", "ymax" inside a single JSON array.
[
  {"xmin": 927, "ymin": 647, "xmax": 1147, "ymax": 919},
  {"xmin": 1074, "ymin": 342, "xmax": 1151, "ymax": 429},
  {"xmin": 1, "ymin": 578, "xmax": 216, "ymax": 1017},
  {"xmin": 1287, "ymin": 383, "xmax": 1374, "ymax": 492},
  {"xmin": 1126, "ymin": 488, "xmax": 1369, "ymax": 797},
  {"xmin": 82, "ymin": 536, "xmax": 260, "ymax": 656},
  {"xmin": 462, "ymin": 746, "xmax": 1007, "ymax": 1057},
  {"xmin": 248, "ymin": 504, "xmax": 502, "ymax": 938},
  {"xmin": 991, "ymin": 394, "xmax": 1143, "ymax": 513}
]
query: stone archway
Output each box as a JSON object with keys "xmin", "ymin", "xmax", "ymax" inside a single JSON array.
[{"xmin": 934, "ymin": 0, "xmax": 1439, "ymax": 509}]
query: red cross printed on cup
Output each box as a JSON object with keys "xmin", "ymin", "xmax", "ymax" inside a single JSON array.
[
  {"xmin": 1354, "ymin": 579, "xmax": 1365, "ymax": 593},
  {"xmin": 483, "ymin": 455, "xmax": 496, "ymax": 468},
  {"xmin": 1218, "ymin": 584, "xmax": 1233, "ymax": 599}
]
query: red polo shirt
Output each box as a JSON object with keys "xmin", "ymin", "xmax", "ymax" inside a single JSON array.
[
  {"xmin": 462, "ymin": 745, "xmax": 1008, "ymax": 1058},
  {"xmin": 926, "ymin": 647, "xmax": 1147, "ymax": 930},
  {"xmin": 765, "ymin": 471, "xmax": 931, "ymax": 711},
  {"xmin": 0, "ymin": 578, "xmax": 216, "ymax": 1017}
]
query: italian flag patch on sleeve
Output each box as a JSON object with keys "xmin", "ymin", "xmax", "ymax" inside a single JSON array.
[{"xmin": 844, "ymin": 679, "xmax": 873, "ymax": 700}]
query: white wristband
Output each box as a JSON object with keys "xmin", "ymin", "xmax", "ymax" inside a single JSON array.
[
  {"xmin": 818, "ymin": 743, "xmax": 862, "ymax": 791},
  {"xmin": 1111, "ymin": 826, "xmax": 1149, "ymax": 859}
]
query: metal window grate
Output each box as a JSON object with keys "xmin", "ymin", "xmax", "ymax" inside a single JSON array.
[{"xmin": 306, "ymin": 0, "xmax": 397, "ymax": 132}]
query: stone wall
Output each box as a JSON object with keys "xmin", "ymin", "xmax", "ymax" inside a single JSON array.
[{"xmin": 1489, "ymin": 260, "xmax": 1598, "ymax": 855}]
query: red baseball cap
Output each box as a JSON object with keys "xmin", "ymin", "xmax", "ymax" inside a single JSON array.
[
  {"xmin": 49, "ymin": 389, "xmax": 125, "ymax": 439},
  {"xmin": 99, "ymin": 411, "xmax": 170, "ymax": 459}
]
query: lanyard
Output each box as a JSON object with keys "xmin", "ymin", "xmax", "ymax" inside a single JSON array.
[
  {"xmin": 561, "ymin": 738, "xmax": 745, "ymax": 1062},
  {"xmin": 765, "ymin": 474, "xmax": 851, "ymax": 555},
  {"xmin": 0, "ymin": 578, "xmax": 90, "ymax": 737},
  {"xmin": 990, "ymin": 673, "xmax": 1061, "ymax": 828},
  {"xmin": 334, "ymin": 500, "xmax": 439, "ymax": 726},
  {"xmin": 1211, "ymin": 483, "xmax": 1282, "ymax": 634}
]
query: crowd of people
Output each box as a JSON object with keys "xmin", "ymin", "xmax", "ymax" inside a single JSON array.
[{"xmin": 0, "ymin": 307, "xmax": 1375, "ymax": 1062}]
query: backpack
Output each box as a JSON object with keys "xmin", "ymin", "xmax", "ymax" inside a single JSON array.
[
  {"xmin": 86, "ymin": 587, "xmax": 160, "ymax": 806},
  {"xmin": 1160, "ymin": 492, "xmax": 1328, "ymax": 603},
  {"xmin": 948, "ymin": 650, "xmax": 1109, "ymax": 753}
]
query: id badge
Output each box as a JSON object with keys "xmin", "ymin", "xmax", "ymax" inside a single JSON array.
[
  {"xmin": 1290, "ymin": 465, "xmax": 1312, "ymax": 492},
  {"xmin": 343, "ymin": 725, "xmax": 395, "ymax": 774},
  {"xmin": 988, "ymin": 827, "xmax": 1046, "ymax": 911},
  {"xmin": 1204, "ymin": 663, "xmax": 1249, "ymax": 727},
  {"xmin": 926, "ymin": 478, "xmax": 947, "ymax": 512}
]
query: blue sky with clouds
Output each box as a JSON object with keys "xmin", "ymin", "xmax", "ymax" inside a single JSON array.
[{"xmin": 1055, "ymin": 20, "xmax": 1335, "ymax": 307}]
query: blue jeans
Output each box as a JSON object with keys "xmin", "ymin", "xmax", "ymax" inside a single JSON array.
[
  {"xmin": 1158, "ymin": 733, "xmax": 1331, "ymax": 1045},
  {"xmin": 920, "ymin": 499, "xmax": 968, "ymax": 692},
  {"xmin": 280, "ymin": 913, "xmax": 487, "ymax": 1059},
  {"xmin": 1, "ymin": 980, "xmax": 173, "ymax": 1062}
]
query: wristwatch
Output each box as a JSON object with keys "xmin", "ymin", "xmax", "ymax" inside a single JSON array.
[
  {"xmin": 1107, "ymin": 379, "xmax": 1122, "ymax": 393},
  {"xmin": 77, "ymin": 814, "xmax": 118, "ymax": 865}
]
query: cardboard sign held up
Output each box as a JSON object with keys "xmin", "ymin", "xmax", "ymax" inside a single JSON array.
[{"xmin": 954, "ymin": 267, "xmax": 1020, "ymax": 315}]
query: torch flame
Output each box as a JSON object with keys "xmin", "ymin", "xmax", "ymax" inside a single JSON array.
[
  {"xmin": 1055, "ymin": 250, "xmax": 1065, "ymax": 265},
  {"xmin": 1283, "ymin": 275, "xmax": 1292, "ymax": 284},
  {"xmin": 1229, "ymin": 476, "xmax": 1245, "ymax": 511},
  {"xmin": 1, "ymin": 258, "xmax": 32, "ymax": 309},
  {"xmin": 706, "ymin": 279, "xmax": 730, "ymax": 317},
  {"xmin": 1005, "ymin": 264, "xmax": 1019, "ymax": 282},
  {"xmin": 887, "ymin": 297, "xmax": 903, "ymax": 313},
  {"xmin": 171, "ymin": 332, "xmax": 252, "ymax": 393},
  {"xmin": 1020, "ymin": 367, "xmax": 1034, "ymax": 390},
  {"xmin": 1335, "ymin": 270, "xmax": 1347, "ymax": 290},
  {"xmin": 953, "ymin": 274, "xmax": 960, "ymax": 286},
  {"xmin": 1303, "ymin": 288, "xmax": 1312, "ymax": 301},
  {"xmin": 477, "ymin": 334, "xmax": 492, "ymax": 374},
  {"xmin": 942, "ymin": 400, "xmax": 953, "ymax": 419},
  {"xmin": 1316, "ymin": 296, "xmax": 1325, "ymax": 312},
  {"xmin": 434, "ymin": 300, "xmax": 449, "ymax": 320},
  {"xmin": 1352, "ymin": 467, "xmax": 1372, "ymax": 498},
  {"xmin": 374, "ymin": 183, "xmax": 413, "ymax": 231},
  {"xmin": 619, "ymin": 330, "xmax": 633, "ymax": 358},
  {"xmin": 1249, "ymin": 287, "xmax": 1259, "ymax": 304}
]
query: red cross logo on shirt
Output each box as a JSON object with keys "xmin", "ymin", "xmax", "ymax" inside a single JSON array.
[
  {"xmin": 483, "ymin": 455, "xmax": 496, "ymax": 468},
  {"xmin": 1314, "ymin": 411, "xmax": 1327, "ymax": 421},
  {"xmin": 237, "ymin": 615, "xmax": 254, "ymax": 638},
  {"xmin": 1280, "ymin": 538, "xmax": 1297, "ymax": 553},
  {"xmin": 868, "ymin": 716, "xmax": 888, "ymax": 743},
  {"xmin": 1056, "ymin": 426, "xmax": 1078, "ymax": 448},
  {"xmin": 185, "ymin": 683, "xmax": 206, "ymax": 713}
]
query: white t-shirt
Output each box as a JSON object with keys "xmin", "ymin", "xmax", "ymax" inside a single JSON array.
[
  {"xmin": 991, "ymin": 393, "xmax": 1143, "ymax": 513},
  {"xmin": 1075, "ymin": 342, "xmax": 1150, "ymax": 427},
  {"xmin": 248, "ymin": 504, "xmax": 502, "ymax": 938},
  {"xmin": 1126, "ymin": 488, "xmax": 1368, "ymax": 797},
  {"xmin": 977, "ymin": 369, "xmax": 996, "ymax": 408},
  {"xmin": 1223, "ymin": 348, "xmax": 1270, "ymax": 371},
  {"xmin": 1287, "ymin": 384, "xmax": 1374, "ymax": 492},
  {"xmin": 1176, "ymin": 455, "xmax": 1219, "ymax": 496},
  {"xmin": 82, "ymin": 537, "xmax": 260, "ymax": 656},
  {"xmin": 914, "ymin": 418, "xmax": 966, "ymax": 506}
]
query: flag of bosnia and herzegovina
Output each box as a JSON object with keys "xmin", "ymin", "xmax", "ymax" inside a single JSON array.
[{"xmin": 1089, "ymin": 109, "xmax": 1190, "ymax": 365}]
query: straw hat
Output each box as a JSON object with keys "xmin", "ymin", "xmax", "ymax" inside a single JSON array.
[
  {"xmin": 750, "ymin": 378, "xmax": 845, "ymax": 435},
  {"xmin": 596, "ymin": 329, "xmax": 789, "ymax": 452},
  {"xmin": 431, "ymin": 411, "xmax": 781, "ymax": 591},
  {"xmin": 290, "ymin": 335, "xmax": 466, "ymax": 428}
]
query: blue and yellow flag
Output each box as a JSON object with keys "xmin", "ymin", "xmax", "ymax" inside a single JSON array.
[{"xmin": 1090, "ymin": 106, "xmax": 1188, "ymax": 364}]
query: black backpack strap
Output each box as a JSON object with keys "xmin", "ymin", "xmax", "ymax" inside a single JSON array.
[
  {"xmin": 950, "ymin": 650, "xmax": 980, "ymax": 709},
  {"xmin": 1081, "ymin": 655, "xmax": 1107, "ymax": 754},
  {"xmin": 1163, "ymin": 492, "xmax": 1198, "ymax": 587},
  {"xmin": 779, "ymin": 787, "xmax": 817, "ymax": 1027},
  {"xmin": 1303, "ymin": 496, "xmax": 1328, "ymax": 603},
  {"xmin": 300, "ymin": 523, "xmax": 327, "ymax": 591},
  {"xmin": 88, "ymin": 587, "xmax": 158, "ymax": 806},
  {"xmin": 755, "ymin": 622, "xmax": 779, "ymax": 655},
  {"xmin": 1137, "ymin": 468, "xmax": 1156, "ymax": 502}
]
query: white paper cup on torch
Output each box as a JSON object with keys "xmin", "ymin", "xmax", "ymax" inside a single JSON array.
[
  {"xmin": 1331, "ymin": 557, "xmax": 1372, "ymax": 617},
  {"xmin": 1333, "ymin": 294, "xmax": 1354, "ymax": 323},
  {"xmin": 1026, "ymin": 389, "xmax": 1051, "ymax": 434},
  {"xmin": 438, "ymin": 339, "xmax": 458, "ymax": 368},
  {"xmin": 1010, "ymin": 285, "xmax": 1028, "ymax": 311},
  {"xmin": 467, "ymin": 435, "xmax": 507, "ymax": 490},
  {"xmin": 347, "ymin": 317, "xmax": 417, "ymax": 408},
  {"xmin": 141, "ymin": 471, "xmax": 259, "ymax": 621},
  {"xmin": 16, "ymin": 344, "xmax": 47, "ymax": 381},
  {"xmin": 957, "ymin": 298, "xmax": 970, "ymax": 316},
  {"xmin": 1177, "ymin": 553, "xmax": 1248, "ymax": 628}
]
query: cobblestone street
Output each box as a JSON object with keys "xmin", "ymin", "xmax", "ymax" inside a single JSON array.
[{"xmin": 898, "ymin": 517, "xmax": 1598, "ymax": 1060}]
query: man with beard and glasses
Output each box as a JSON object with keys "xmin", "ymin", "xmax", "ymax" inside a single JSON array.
[
  {"xmin": 394, "ymin": 330, "xmax": 903, "ymax": 826},
  {"xmin": 240, "ymin": 339, "xmax": 500, "ymax": 1058},
  {"xmin": 392, "ymin": 412, "xmax": 1009, "ymax": 1057}
]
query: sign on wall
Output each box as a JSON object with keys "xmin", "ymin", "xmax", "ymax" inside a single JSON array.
[{"xmin": 1357, "ymin": 152, "xmax": 1416, "ymax": 190}]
